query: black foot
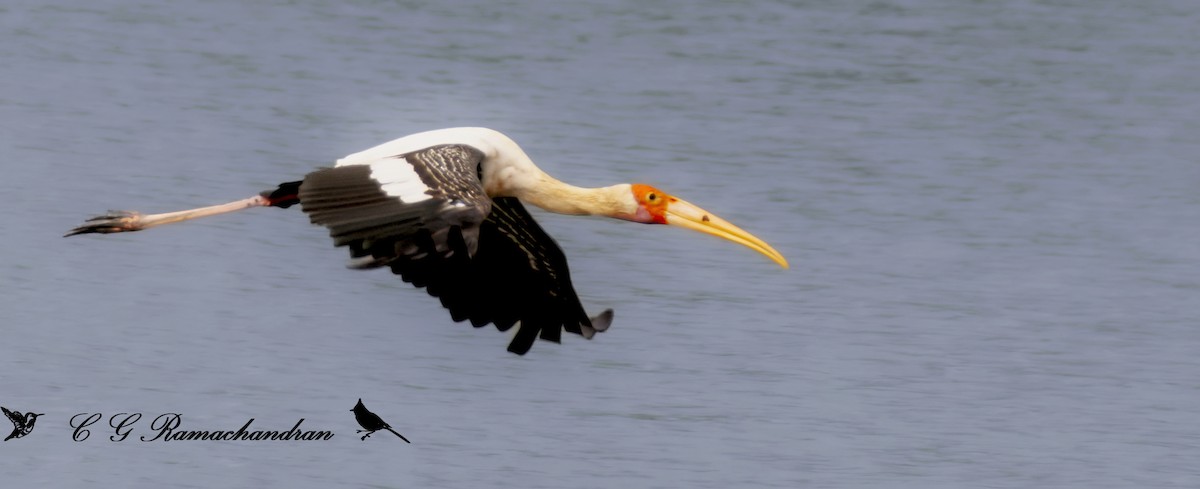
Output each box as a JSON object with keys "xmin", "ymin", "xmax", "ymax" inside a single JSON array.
[{"xmin": 65, "ymin": 210, "xmax": 144, "ymax": 237}]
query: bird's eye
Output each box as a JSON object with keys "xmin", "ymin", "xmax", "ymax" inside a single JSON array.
[{"xmin": 647, "ymin": 193, "xmax": 658, "ymax": 202}]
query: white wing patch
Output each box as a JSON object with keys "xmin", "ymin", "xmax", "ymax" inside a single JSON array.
[{"xmin": 369, "ymin": 157, "xmax": 433, "ymax": 203}]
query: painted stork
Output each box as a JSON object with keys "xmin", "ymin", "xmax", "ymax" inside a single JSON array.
[{"xmin": 66, "ymin": 127, "xmax": 787, "ymax": 354}]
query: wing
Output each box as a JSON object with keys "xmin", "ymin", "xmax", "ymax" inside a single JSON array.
[
  {"xmin": 299, "ymin": 144, "xmax": 612, "ymax": 354},
  {"xmin": 395, "ymin": 197, "xmax": 613, "ymax": 354},
  {"xmin": 1, "ymin": 407, "xmax": 20, "ymax": 424},
  {"xmin": 300, "ymin": 144, "xmax": 492, "ymax": 259}
]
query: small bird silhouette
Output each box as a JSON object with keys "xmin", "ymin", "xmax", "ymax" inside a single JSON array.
[
  {"xmin": 3, "ymin": 407, "xmax": 44, "ymax": 441},
  {"xmin": 351, "ymin": 399, "xmax": 409, "ymax": 443}
]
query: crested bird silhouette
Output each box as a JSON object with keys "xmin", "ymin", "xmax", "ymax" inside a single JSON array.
[
  {"xmin": 351, "ymin": 399, "xmax": 409, "ymax": 443},
  {"xmin": 3, "ymin": 407, "xmax": 44, "ymax": 441}
]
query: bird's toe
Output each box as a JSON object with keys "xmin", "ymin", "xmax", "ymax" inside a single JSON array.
[{"xmin": 65, "ymin": 211, "xmax": 144, "ymax": 237}]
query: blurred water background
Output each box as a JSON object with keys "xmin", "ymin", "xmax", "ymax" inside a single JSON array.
[{"xmin": 2, "ymin": 0, "xmax": 1198, "ymax": 487}]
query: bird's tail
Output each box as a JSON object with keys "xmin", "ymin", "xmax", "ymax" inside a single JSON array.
[
  {"xmin": 385, "ymin": 427, "xmax": 411, "ymax": 443},
  {"xmin": 261, "ymin": 180, "xmax": 303, "ymax": 208}
]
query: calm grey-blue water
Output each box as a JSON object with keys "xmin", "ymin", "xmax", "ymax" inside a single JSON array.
[{"xmin": 3, "ymin": 0, "xmax": 1198, "ymax": 487}]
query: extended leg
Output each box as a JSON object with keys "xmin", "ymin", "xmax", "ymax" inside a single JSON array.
[
  {"xmin": 65, "ymin": 181, "xmax": 302, "ymax": 237},
  {"xmin": 64, "ymin": 196, "xmax": 270, "ymax": 237}
]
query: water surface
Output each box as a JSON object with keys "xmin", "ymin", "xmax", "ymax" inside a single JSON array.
[{"xmin": 2, "ymin": 1, "xmax": 1198, "ymax": 487}]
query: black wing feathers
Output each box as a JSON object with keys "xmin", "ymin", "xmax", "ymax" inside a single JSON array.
[
  {"xmin": 300, "ymin": 165, "xmax": 445, "ymax": 249},
  {"xmin": 297, "ymin": 144, "xmax": 611, "ymax": 354},
  {"xmin": 474, "ymin": 198, "xmax": 611, "ymax": 354},
  {"xmin": 2, "ymin": 407, "xmax": 20, "ymax": 424}
]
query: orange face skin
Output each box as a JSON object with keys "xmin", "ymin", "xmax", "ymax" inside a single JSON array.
[
  {"xmin": 630, "ymin": 183, "xmax": 677, "ymax": 224},
  {"xmin": 626, "ymin": 183, "xmax": 789, "ymax": 268}
]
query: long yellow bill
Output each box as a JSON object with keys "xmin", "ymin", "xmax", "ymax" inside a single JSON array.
[{"xmin": 664, "ymin": 198, "xmax": 789, "ymax": 269}]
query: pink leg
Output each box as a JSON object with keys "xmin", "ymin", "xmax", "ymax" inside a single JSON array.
[{"xmin": 65, "ymin": 195, "xmax": 270, "ymax": 237}]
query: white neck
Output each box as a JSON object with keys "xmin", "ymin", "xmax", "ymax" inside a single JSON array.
[{"xmin": 517, "ymin": 176, "xmax": 635, "ymax": 218}]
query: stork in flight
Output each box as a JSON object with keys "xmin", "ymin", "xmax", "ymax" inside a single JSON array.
[{"xmin": 66, "ymin": 127, "xmax": 787, "ymax": 354}]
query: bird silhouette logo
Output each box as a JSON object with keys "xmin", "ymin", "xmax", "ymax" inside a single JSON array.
[
  {"xmin": 351, "ymin": 399, "xmax": 409, "ymax": 443},
  {"xmin": 3, "ymin": 406, "xmax": 44, "ymax": 441}
]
